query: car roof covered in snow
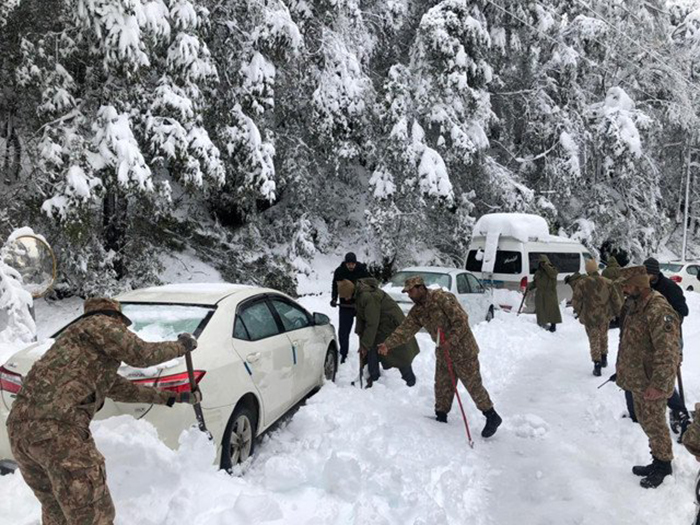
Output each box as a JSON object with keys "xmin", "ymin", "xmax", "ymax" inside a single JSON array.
[
  {"xmin": 394, "ymin": 266, "xmax": 466, "ymax": 275},
  {"xmin": 116, "ymin": 283, "xmax": 260, "ymax": 306}
]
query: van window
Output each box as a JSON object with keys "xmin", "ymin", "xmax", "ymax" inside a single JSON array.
[
  {"xmin": 529, "ymin": 252, "xmax": 581, "ymax": 274},
  {"xmin": 466, "ymin": 250, "xmax": 522, "ymax": 274}
]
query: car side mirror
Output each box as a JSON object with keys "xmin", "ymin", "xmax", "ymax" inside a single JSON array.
[{"xmin": 313, "ymin": 312, "xmax": 331, "ymax": 326}]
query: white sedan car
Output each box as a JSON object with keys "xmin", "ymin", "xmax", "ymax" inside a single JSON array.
[
  {"xmin": 0, "ymin": 283, "xmax": 338, "ymax": 472},
  {"xmin": 659, "ymin": 261, "xmax": 700, "ymax": 292},
  {"xmin": 382, "ymin": 267, "xmax": 495, "ymax": 325}
]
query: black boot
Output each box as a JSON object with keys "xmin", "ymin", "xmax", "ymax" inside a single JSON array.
[
  {"xmin": 678, "ymin": 412, "xmax": 691, "ymax": 443},
  {"xmin": 593, "ymin": 361, "xmax": 602, "ymax": 377},
  {"xmin": 632, "ymin": 459, "xmax": 655, "ymax": 477},
  {"xmin": 670, "ymin": 409, "xmax": 682, "ymax": 435},
  {"xmin": 399, "ymin": 365, "xmax": 416, "ymax": 387},
  {"xmin": 340, "ymin": 354, "xmax": 347, "ymax": 364},
  {"xmin": 482, "ymin": 408, "xmax": 502, "ymax": 438},
  {"xmin": 436, "ymin": 411, "xmax": 448, "ymax": 423},
  {"xmin": 640, "ymin": 459, "xmax": 672, "ymax": 489},
  {"xmin": 601, "ymin": 354, "xmax": 608, "ymax": 368},
  {"xmin": 549, "ymin": 323, "xmax": 556, "ymax": 333}
]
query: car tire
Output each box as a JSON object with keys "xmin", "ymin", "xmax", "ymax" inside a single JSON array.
[
  {"xmin": 220, "ymin": 404, "xmax": 257, "ymax": 471},
  {"xmin": 486, "ymin": 306, "xmax": 495, "ymax": 322},
  {"xmin": 324, "ymin": 344, "xmax": 338, "ymax": 382},
  {"xmin": 688, "ymin": 286, "xmax": 694, "ymax": 292}
]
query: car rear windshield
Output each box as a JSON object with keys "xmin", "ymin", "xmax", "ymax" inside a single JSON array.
[
  {"xmin": 466, "ymin": 250, "xmax": 522, "ymax": 274},
  {"xmin": 121, "ymin": 304, "xmax": 215, "ymax": 341},
  {"xmin": 528, "ymin": 252, "xmax": 581, "ymax": 274},
  {"xmin": 390, "ymin": 271, "xmax": 451, "ymax": 289},
  {"xmin": 660, "ymin": 263, "xmax": 684, "ymax": 273}
]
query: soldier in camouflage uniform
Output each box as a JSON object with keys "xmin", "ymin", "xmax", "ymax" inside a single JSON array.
[
  {"xmin": 572, "ymin": 259, "xmax": 623, "ymax": 376},
  {"xmin": 527, "ymin": 255, "xmax": 562, "ymax": 332},
  {"xmin": 614, "ymin": 267, "xmax": 681, "ymax": 489},
  {"xmin": 6, "ymin": 298, "xmax": 201, "ymax": 525},
  {"xmin": 378, "ymin": 276, "xmax": 502, "ymax": 438},
  {"xmin": 602, "ymin": 255, "xmax": 622, "ymax": 281}
]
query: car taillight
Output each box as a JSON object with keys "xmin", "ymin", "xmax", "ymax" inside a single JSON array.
[
  {"xmin": 131, "ymin": 370, "xmax": 206, "ymax": 394},
  {"xmin": 520, "ymin": 276, "xmax": 528, "ymax": 292},
  {"xmin": 671, "ymin": 275, "xmax": 682, "ymax": 283},
  {"xmin": 0, "ymin": 366, "xmax": 23, "ymax": 395}
]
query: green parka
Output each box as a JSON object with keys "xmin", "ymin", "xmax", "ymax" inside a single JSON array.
[
  {"xmin": 354, "ymin": 278, "xmax": 419, "ymax": 369},
  {"xmin": 528, "ymin": 255, "xmax": 562, "ymax": 325},
  {"xmin": 602, "ymin": 256, "xmax": 622, "ymax": 281}
]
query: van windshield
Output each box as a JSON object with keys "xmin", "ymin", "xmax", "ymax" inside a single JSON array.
[
  {"xmin": 466, "ymin": 250, "xmax": 522, "ymax": 274},
  {"xmin": 529, "ymin": 253, "xmax": 581, "ymax": 274}
]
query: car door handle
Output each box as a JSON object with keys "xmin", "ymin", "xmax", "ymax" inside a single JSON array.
[{"xmin": 246, "ymin": 352, "xmax": 261, "ymax": 363}]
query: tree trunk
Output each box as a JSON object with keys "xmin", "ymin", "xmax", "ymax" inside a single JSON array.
[{"xmin": 103, "ymin": 189, "xmax": 128, "ymax": 279}]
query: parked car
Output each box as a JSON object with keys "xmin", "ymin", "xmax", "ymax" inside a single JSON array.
[
  {"xmin": 659, "ymin": 261, "xmax": 700, "ymax": 292},
  {"xmin": 382, "ymin": 267, "xmax": 495, "ymax": 325},
  {"xmin": 0, "ymin": 283, "xmax": 338, "ymax": 473},
  {"xmin": 465, "ymin": 213, "xmax": 593, "ymax": 312}
]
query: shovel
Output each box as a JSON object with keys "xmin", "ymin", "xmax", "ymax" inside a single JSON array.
[{"xmin": 185, "ymin": 349, "xmax": 211, "ymax": 439}]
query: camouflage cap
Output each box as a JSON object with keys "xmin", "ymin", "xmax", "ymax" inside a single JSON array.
[
  {"xmin": 402, "ymin": 276, "xmax": 425, "ymax": 293},
  {"xmin": 618, "ymin": 266, "xmax": 650, "ymax": 288},
  {"xmin": 83, "ymin": 298, "xmax": 132, "ymax": 326}
]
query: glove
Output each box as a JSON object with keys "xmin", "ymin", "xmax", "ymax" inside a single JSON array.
[
  {"xmin": 175, "ymin": 390, "xmax": 202, "ymax": 405},
  {"xmin": 178, "ymin": 333, "xmax": 197, "ymax": 352},
  {"xmin": 436, "ymin": 411, "xmax": 448, "ymax": 423},
  {"xmin": 330, "ymin": 299, "xmax": 337, "ymax": 308},
  {"xmin": 609, "ymin": 373, "xmax": 617, "ymax": 382}
]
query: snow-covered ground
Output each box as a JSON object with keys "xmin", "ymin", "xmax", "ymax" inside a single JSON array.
[{"xmin": 2, "ymin": 282, "xmax": 700, "ymax": 524}]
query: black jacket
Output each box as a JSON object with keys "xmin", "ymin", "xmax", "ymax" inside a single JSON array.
[
  {"xmin": 652, "ymin": 273, "xmax": 689, "ymax": 320},
  {"xmin": 331, "ymin": 262, "xmax": 370, "ymax": 305}
]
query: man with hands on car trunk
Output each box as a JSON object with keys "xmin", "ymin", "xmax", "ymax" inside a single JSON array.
[{"xmin": 6, "ymin": 297, "xmax": 200, "ymax": 525}]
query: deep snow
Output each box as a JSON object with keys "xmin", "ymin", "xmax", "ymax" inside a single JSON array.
[{"xmin": 2, "ymin": 283, "xmax": 700, "ymax": 524}]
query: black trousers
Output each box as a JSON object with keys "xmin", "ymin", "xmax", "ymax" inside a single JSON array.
[
  {"xmin": 338, "ymin": 306, "xmax": 355, "ymax": 359},
  {"xmin": 366, "ymin": 346, "xmax": 415, "ymax": 386}
]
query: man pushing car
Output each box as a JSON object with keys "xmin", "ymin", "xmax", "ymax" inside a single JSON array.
[{"xmin": 6, "ymin": 298, "xmax": 199, "ymax": 525}]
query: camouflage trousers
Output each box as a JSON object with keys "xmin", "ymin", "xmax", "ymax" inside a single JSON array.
[
  {"xmin": 632, "ymin": 394, "xmax": 674, "ymax": 462},
  {"xmin": 435, "ymin": 346, "xmax": 493, "ymax": 414},
  {"xmin": 584, "ymin": 323, "xmax": 609, "ymax": 362},
  {"xmin": 8, "ymin": 420, "xmax": 115, "ymax": 525}
]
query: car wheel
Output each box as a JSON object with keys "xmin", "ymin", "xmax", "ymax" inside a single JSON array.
[
  {"xmin": 324, "ymin": 344, "xmax": 338, "ymax": 382},
  {"xmin": 486, "ymin": 306, "xmax": 495, "ymax": 322},
  {"xmin": 220, "ymin": 404, "xmax": 257, "ymax": 471},
  {"xmin": 688, "ymin": 286, "xmax": 694, "ymax": 292}
]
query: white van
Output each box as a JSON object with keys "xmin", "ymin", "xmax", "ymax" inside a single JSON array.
[{"xmin": 464, "ymin": 213, "xmax": 593, "ymax": 311}]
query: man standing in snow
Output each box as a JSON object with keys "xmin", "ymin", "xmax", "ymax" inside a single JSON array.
[
  {"xmin": 527, "ymin": 254, "xmax": 561, "ymax": 332},
  {"xmin": 377, "ymin": 276, "xmax": 502, "ymax": 438},
  {"xmin": 614, "ymin": 266, "xmax": 680, "ymax": 488},
  {"xmin": 572, "ymin": 259, "xmax": 622, "ymax": 376},
  {"xmin": 330, "ymin": 252, "xmax": 369, "ymax": 364},
  {"xmin": 7, "ymin": 298, "xmax": 201, "ymax": 525},
  {"xmin": 602, "ymin": 255, "xmax": 622, "ymax": 281},
  {"xmin": 354, "ymin": 277, "xmax": 419, "ymax": 388}
]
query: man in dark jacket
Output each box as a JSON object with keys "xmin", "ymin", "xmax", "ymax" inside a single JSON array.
[
  {"xmin": 7, "ymin": 298, "xmax": 200, "ymax": 525},
  {"xmin": 643, "ymin": 257, "xmax": 690, "ymax": 436},
  {"xmin": 354, "ymin": 278, "xmax": 419, "ymax": 387},
  {"xmin": 331, "ymin": 252, "xmax": 370, "ymax": 363}
]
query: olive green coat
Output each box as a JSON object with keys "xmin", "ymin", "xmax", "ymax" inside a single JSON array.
[
  {"xmin": 354, "ymin": 278, "xmax": 419, "ymax": 369},
  {"xmin": 602, "ymin": 256, "xmax": 621, "ymax": 281},
  {"xmin": 528, "ymin": 255, "xmax": 562, "ymax": 325}
]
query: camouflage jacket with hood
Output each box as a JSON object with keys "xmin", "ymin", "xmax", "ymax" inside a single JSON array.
[
  {"xmin": 354, "ymin": 278, "xmax": 419, "ymax": 369},
  {"xmin": 528, "ymin": 255, "xmax": 562, "ymax": 325},
  {"xmin": 602, "ymin": 256, "xmax": 622, "ymax": 281},
  {"xmin": 8, "ymin": 298, "xmax": 188, "ymax": 429},
  {"xmin": 572, "ymin": 271, "xmax": 622, "ymax": 326}
]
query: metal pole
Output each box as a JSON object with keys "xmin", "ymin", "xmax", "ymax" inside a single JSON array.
[{"xmin": 682, "ymin": 139, "xmax": 692, "ymax": 262}]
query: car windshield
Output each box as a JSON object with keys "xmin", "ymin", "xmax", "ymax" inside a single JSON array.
[
  {"xmin": 660, "ymin": 263, "xmax": 684, "ymax": 273},
  {"xmin": 121, "ymin": 304, "xmax": 215, "ymax": 341},
  {"xmin": 390, "ymin": 271, "xmax": 451, "ymax": 289}
]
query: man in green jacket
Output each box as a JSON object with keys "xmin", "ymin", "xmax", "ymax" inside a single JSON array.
[
  {"xmin": 354, "ymin": 278, "xmax": 419, "ymax": 387},
  {"xmin": 602, "ymin": 255, "xmax": 622, "ymax": 281},
  {"xmin": 528, "ymin": 254, "xmax": 562, "ymax": 332}
]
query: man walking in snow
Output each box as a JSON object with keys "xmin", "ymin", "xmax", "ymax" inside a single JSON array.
[
  {"xmin": 331, "ymin": 252, "xmax": 370, "ymax": 364},
  {"xmin": 614, "ymin": 266, "xmax": 680, "ymax": 488},
  {"xmin": 354, "ymin": 277, "xmax": 419, "ymax": 388},
  {"xmin": 527, "ymin": 255, "xmax": 561, "ymax": 332},
  {"xmin": 377, "ymin": 276, "xmax": 502, "ymax": 438},
  {"xmin": 7, "ymin": 298, "xmax": 201, "ymax": 525},
  {"xmin": 572, "ymin": 259, "xmax": 622, "ymax": 376}
]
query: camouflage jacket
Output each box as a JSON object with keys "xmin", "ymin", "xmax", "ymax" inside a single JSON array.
[
  {"xmin": 572, "ymin": 273, "xmax": 621, "ymax": 326},
  {"xmin": 615, "ymin": 291, "xmax": 680, "ymax": 396},
  {"xmin": 8, "ymin": 301, "xmax": 187, "ymax": 429},
  {"xmin": 602, "ymin": 257, "xmax": 621, "ymax": 281},
  {"xmin": 383, "ymin": 289, "xmax": 479, "ymax": 359}
]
